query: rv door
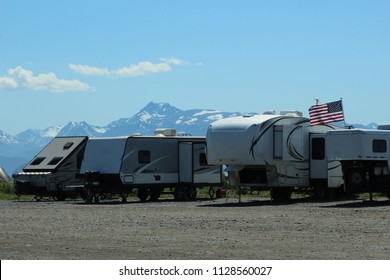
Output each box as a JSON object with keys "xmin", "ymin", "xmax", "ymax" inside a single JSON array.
[
  {"xmin": 179, "ymin": 142, "xmax": 193, "ymax": 183},
  {"xmin": 310, "ymin": 134, "xmax": 327, "ymax": 179}
]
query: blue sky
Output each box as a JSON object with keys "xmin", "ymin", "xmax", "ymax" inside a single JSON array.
[{"xmin": 1, "ymin": 0, "xmax": 389, "ymax": 135}]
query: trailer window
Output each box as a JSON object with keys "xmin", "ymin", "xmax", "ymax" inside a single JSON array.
[
  {"xmin": 373, "ymin": 140, "xmax": 386, "ymax": 153},
  {"xmin": 77, "ymin": 147, "xmax": 86, "ymax": 169},
  {"xmin": 312, "ymin": 138, "xmax": 325, "ymax": 160},
  {"xmin": 274, "ymin": 126, "xmax": 283, "ymax": 159},
  {"xmin": 48, "ymin": 157, "xmax": 63, "ymax": 165},
  {"xmin": 30, "ymin": 157, "xmax": 45, "ymax": 165},
  {"xmin": 138, "ymin": 150, "xmax": 151, "ymax": 164},
  {"xmin": 199, "ymin": 152, "xmax": 208, "ymax": 166}
]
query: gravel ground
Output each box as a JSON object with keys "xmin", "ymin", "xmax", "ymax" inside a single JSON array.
[{"xmin": 0, "ymin": 196, "xmax": 389, "ymax": 260}]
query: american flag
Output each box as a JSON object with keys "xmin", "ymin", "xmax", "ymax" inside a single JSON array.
[{"xmin": 309, "ymin": 100, "xmax": 344, "ymax": 126}]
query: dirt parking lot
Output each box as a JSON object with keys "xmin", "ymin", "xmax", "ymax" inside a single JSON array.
[{"xmin": 0, "ymin": 196, "xmax": 389, "ymax": 260}]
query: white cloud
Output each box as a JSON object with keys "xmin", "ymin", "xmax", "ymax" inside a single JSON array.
[
  {"xmin": 160, "ymin": 57, "xmax": 183, "ymax": 65},
  {"xmin": 69, "ymin": 57, "xmax": 183, "ymax": 78},
  {"xmin": 114, "ymin": 61, "xmax": 171, "ymax": 77},
  {"xmin": 68, "ymin": 64, "xmax": 109, "ymax": 76},
  {"xmin": 0, "ymin": 66, "xmax": 92, "ymax": 92},
  {"xmin": 0, "ymin": 76, "xmax": 18, "ymax": 89}
]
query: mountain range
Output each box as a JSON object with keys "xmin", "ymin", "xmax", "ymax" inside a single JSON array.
[{"xmin": 0, "ymin": 101, "xmax": 378, "ymax": 175}]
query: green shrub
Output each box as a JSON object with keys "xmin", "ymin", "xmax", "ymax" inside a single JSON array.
[{"xmin": 0, "ymin": 180, "xmax": 14, "ymax": 194}]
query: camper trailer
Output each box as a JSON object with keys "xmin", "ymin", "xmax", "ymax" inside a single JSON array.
[
  {"xmin": 13, "ymin": 136, "xmax": 88, "ymax": 200},
  {"xmin": 206, "ymin": 113, "xmax": 344, "ymax": 200},
  {"xmin": 326, "ymin": 129, "xmax": 390, "ymax": 196},
  {"xmin": 80, "ymin": 133, "xmax": 223, "ymax": 203}
]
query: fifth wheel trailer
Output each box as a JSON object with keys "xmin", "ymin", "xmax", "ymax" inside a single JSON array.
[
  {"xmin": 80, "ymin": 134, "xmax": 223, "ymax": 203},
  {"xmin": 206, "ymin": 112, "xmax": 344, "ymax": 200}
]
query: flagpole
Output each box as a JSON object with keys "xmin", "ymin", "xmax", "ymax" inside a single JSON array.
[{"xmin": 340, "ymin": 97, "xmax": 347, "ymax": 128}]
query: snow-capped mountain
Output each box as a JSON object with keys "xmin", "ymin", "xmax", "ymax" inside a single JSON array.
[
  {"xmin": 57, "ymin": 121, "xmax": 106, "ymax": 137},
  {"xmin": 15, "ymin": 126, "xmax": 63, "ymax": 146},
  {"xmin": 0, "ymin": 130, "xmax": 17, "ymax": 145},
  {"xmin": 104, "ymin": 102, "xmax": 241, "ymax": 136}
]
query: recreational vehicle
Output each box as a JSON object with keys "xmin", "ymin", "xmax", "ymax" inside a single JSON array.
[
  {"xmin": 206, "ymin": 112, "xmax": 344, "ymax": 200},
  {"xmin": 13, "ymin": 136, "xmax": 88, "ymax": 200},
  {"xmin": 326, "ymin": 129, "xmax": 390, "ymax": 196},
  {"xmin": 80, "ymin": 133, "xmax": 223, "ymax": 203}
]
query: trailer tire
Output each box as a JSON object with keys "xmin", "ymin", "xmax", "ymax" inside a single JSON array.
[
  {"xmin": 137, "ymin": 187, "xmax": 149, "ymax": 202},
  {"xmin": 120, "ymin": 193, "xmax": 128, "ymax": 203},
  {"xmin": 93, "ymin": 194, "xmax": 100, "ymax": 204},
  {"xmin": 185, "ymin": 186, "xmax": 197, "ymax": 201},
  {"xmin": 84, "ymin": 189, "xmax": 93, "ymax": 204},
  {"xmin": 313, "ymin": 185, "xmax": 325, "ymax": 200},
  {"xmin": 53, "ymin": 194, "xmax": 67, "ymax": 201},
  {"xmin": 270, "ymin": 188, "xmax": 292, "ymax": 202},
  {"xmin": 174, "ymin": 186, "xmax": 186, "ymax": 201},
  {"xmin": 149, "ymin": 188, "xmax": 161, "ymax": 201}
]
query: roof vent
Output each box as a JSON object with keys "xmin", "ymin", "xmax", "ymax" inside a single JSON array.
[
  {"xmin": 154, "ymin": 128, "xmax": 176, "ymax": 137},
  {"xmin": 263, "ymin": 110, "xmax": 276, "ymax": 115},
  {"xmin": 280, "ymin": 110, "xmax": 302, "ymax": 117}
]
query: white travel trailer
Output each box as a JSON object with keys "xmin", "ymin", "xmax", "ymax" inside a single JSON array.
[
  {"xmin": 80, "ymin": 134, "xmax": 223, "ymax": 203},
  {"xmin": 326, "ymin": 129, "xmax": 390, "ymax": 196},
  {"xmin": 13, "ymin": 136, "xmax": 88, "ymax": 200},
  {"xmin": 0, "ymin": 166, "xmax": 10, "ymax": 181},
  {"xmin": 206, "ymin": 113, "xmax": 344, "ymax": 200}
]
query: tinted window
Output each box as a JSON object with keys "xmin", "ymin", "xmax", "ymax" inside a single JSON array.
[
  {"xmin": 30, "ymin": 157, "xmax": 45, "ymax": 165},
  {"xmin": 48, "ymin": 157, "xmax": 63, "ymax": 165},
  {"xmin": 138, "ymin": 150, "xmax": 151, "ymax": 164},
  {"xmin": 312, "ymin": 138, "xmax": 325, "ymax": 160},
  {"xmin": 199, "ymin": 153, "xmax": 208, "ymax": 166},
  {"xmin": 373, "ymin": 139, "xmax": 386, "ymax": 153}
]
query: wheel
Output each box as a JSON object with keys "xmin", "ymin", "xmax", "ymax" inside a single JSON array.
[
  {"xmin": 185, "ymin": 186, "xmax": 197, "ymax": 201},
  {"xmin": 149, "ymin": 188, "xmax": 161, "ymax": 201},
  {"xmin": 93, "ymin": 194, "xmax": 100, "ymax": 204},
  {"xmin": 120, "ymin": 193, "xmax": 128, "ymax": 203},
  {"xmin": 84, "ymin": 189, "xmax": 93, "ymax": 204},
  {"xmin": 313, "ymin": 185, "xmax": 327, "ymax": 200},
  {"xmin": 174, "ymin": 186, "xmax": 186, "ymax": 201},
  {"xmin": 137, "ymin": 187, "xmax": 150, "ymax": 202},
  {"xmin": 327, "ymin": 186, "xmax": 346, "ymax": 200},
  {"xmin": 53, "ymin": 193, "xmax": 67, "ymax": 201},
  {"xmin": 270, "ymin": 188, "xmax": 292, "ymax": 202}
]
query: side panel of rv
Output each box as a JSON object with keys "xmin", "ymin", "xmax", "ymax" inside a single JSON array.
[
  {"xmin": 120, "ymin": 137, "xmax": 179, "ymax": 185},
  {"xmin": 121, "ymin": 138, "xmax": 222, "ymax": 186},
  {"xmin": 179, "ymin": 141, "xmax": 193, "ymax": 183},
  {"xmin": 192, "ymin": 142, "xmax": 222, "ymax": 184},
  {"xmin": 80, "ymin": 137, "xmax": 128, "ymax": 188},
  {"xmin": 326, "ymin": 130, "xmax": 390, "ymax": 194}
]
